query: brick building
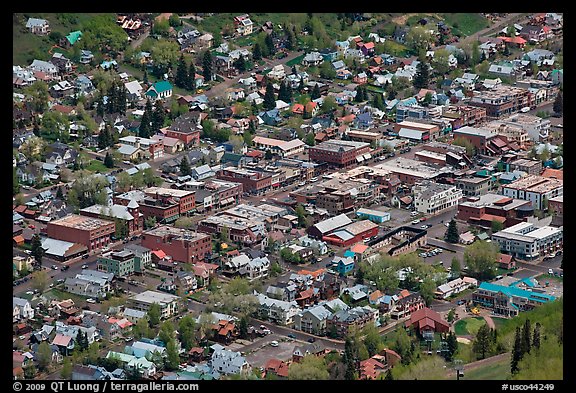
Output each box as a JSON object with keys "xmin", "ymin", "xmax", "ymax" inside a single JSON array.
[
  {"xmin": 79, "ymin": 200, "xmax": 142, "ymax": 236},
  {"xmin": 548, "ymin": 195, "xmax": 563, "ymax": 215},
  {"xmin": 141, "ymin": 226, "xmax": 212, "ymax": 263},
  {"xmin": 46, "ymin": 215, "xmax": 115, "ymax": 252},
  {"xmin": 122, "ymin": 187, "xmax": 196, "ymax": 225},
  {"xmin": 457, "ymin": 193, "xmax": 533, "ymax": 228},
  {"xmin": 216, "ymin": 167, "xmax": 273, "ymax": 195},
  {"xmin": 452, "ymin": 126, "xmax": 498, "ymax": 155},
  {"xmin": 308, "ymin": 140, "xmax": 371, "ymax": 168},
  {"xmin": 468, "ymin": 85, "xmax": 533, "ymax": 119}
]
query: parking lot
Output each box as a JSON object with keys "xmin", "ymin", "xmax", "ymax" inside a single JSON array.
[{"xmin": 244, "ymin": 338, "xmax": 297, "ymax": 368}]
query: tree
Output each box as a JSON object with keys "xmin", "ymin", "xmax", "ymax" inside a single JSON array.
[
  {"xmin": 233, "ymin": 55, "xmax": 247, "ymax": 72},
  {"xmin": 31, "ymin": 269, "xmax": 48, "ymax": 293},
  {"xmin": 491, "ymin": 219, "xmax": 504, "ymax": 233},
  {"xmin": 385, "ymin": 369, "xmax": 394, "ymax": 380},
  {"xmin": 132, "ymin": 316, "xmax": 152, "ymax": 340},
  {"xmin": 179, "ymin": 155, "xmax": 192, "ymax": 176},
  {"xmin": 159, "ymin": 320, "xmax": 176, "ymax": 345},
  {"xmin": 187, "ymin": 62, "xmax": 197, "ymax": 91},
  {"xmin": 139, "ymin": 100, "xmax": 153, "ymax": 138},
  {"xmin": 243, "ymin": 129, "xmax": 254, "ymax": 147},
  {"xmin": 265, "ymin": 33, "xmax": 275, "ymax": 56},
  {"xmin": 432, "ymin": 48, "xmax": 450, "ymax": 76},
  {"xmin": 406, "ymin": 26, "xmax": 434, "ymax": 54},
  {"xmin": 263, "ymin": 81, "xmax": 276, "ymax": 110},
  {"xmin": 202, "ymin": 50, "xmax": 213, "ymax": 82},
  {"xmin": 278, "ymin": 80, "xmax": 293, "ymax": 103},
  {"xmin": 445, "ymin": 331, "xmax": 458, "ymax": 361},
  {"xmin": 56, "ymin": 186, "xmax": 64, "ymax": 200},
  {"xmin": 164, "ymin": 338, "xmax": 180, "ymax": 371},
  {"xmin": 104, "ymin": 152, "xmax": 114, "ymax": 168},
  {"xmin": 419, "ymin": 278, "xmax": 436, "ymax": 306},
  {"xmin": 453, "ymin": 137, "xmax": 475, "ymax": 157},
  {"xmin": 363, "ymin": 325, "xmax": 383, "ymax": 357},
  {"xmin": 445, "ymin": 219, "xmax": 459, "ymax": 243},
  {"xmin": 24, "ymin": 81, "xmax": 50, "ymax": 113},
  {"xmin": 372, "ymin": 92, "xmax": 384, "ymax": 110},
  {"xmin": 168, "ymin": 13, "xmax": 181, "ymax": 27},
  {"xmin": 521, "ymin": 319, "xmax": 532, "ymax": 355},
  {"xmin": 288, "ymin": 355, "xmax": 330, "ymax": 380},
  {"xmin": 447, "ymin": 308, "xmax": 456, "ymax": 323},
  {"xmin": 422, "ymin": 92, "xmax": 433, "ymax": 107},
  {"xmin": 532, "ymin": 322, "xmax": 541, "ymax": 350},
  {"xmin": 472, "ymin": 323, "xmax": 492, "ymax": 359},
  {"xmin": 31, "ymin": 234, "xmax": 44, "ymax": 266},
  {"xmin": 37, "ymin": 341, "xmax": 52, "ymax": 370},
  {"xmin": 470, "ymin": 41, "xmax": 481, "ymax": 67},
  {"xmin": 23, "ymin": 364, "xmax": 37, "ymax": 379},
  {"xmin": 150, "ymin": 40, "xmax": 179, "ymax": 77},
  {"xmin": 147, "ymin": 303, "xmax": 161, "ymax": 327},
  {"xmin": 228, "ymin": 135, "xmax": 245, "ymax": 154},
  {"xmin": 305, "ymin": 132, "xmax": 316, "ymax": 146},
  {"xmin": 553, "ymin": 91, "xmax": 563, "ymax": 114},
  {"xmin": 464, "ymin": 241, "xmax": 499, "ymax": 280},
  {"xmin": 60, "ymin": 357, "xmax": 73, "ymax": 379},
  {"xmin": 511, "ymin": 326, "xmax": 522, "ymax": 374},
  {"xmin": 152, "ymin": 102, "xmax": 166, "ymax": 132},
  {"xmin": 178, "ymin": 314, "xmax": 197, "ymax": 350},
  {"xmin": 343, "ymin": 338, "xmax": 358, "ymax": 380},
  {"xmin": 451, "ymin": 256, "xmax": 461, "ymax": 277},
  {"xmin": 319, "ymin": 60, "xmax": 336, "ymax": 79},
  {"xmin": 413, "ymin": 61, "xmax": 430, "ymax": 89},
  {"xmin": 252, "ymin": 42, "xmax": 262, "ymax": 61},
  {"xmin": 175, "ymin": 54, "xmax": 188, "ymax": 89}
]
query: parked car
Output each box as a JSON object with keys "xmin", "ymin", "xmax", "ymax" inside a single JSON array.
[
  {"xmin": 287, "ymin": 333, "xmax": 296, "ymax": 339},
  {"xmin": 86, "ymin": 298, "xmax": 96, "ymax": 304},
  {"xmin": 51, "ymin": 265, "xmax": 59, "ymax": 270},
  {"xmin": 270, "ymin": 340, "xmax": 279, "ymax": 347},
  {"xmin": 411, "ymin": 219, "xmax": 420, "ymax": 225},
  {"xmin": 61, "ymin": 265, "xmax": 69, "ymax": 271},
  {"xmin": 307, "ymin": 338, "xmax": 316, "ymax": 343},
  {"xmin": 420, "ymin": 225, "xmax": 428, "ymax": 230},
  {"xmin": 82, "ymin": 254, "xmax": 90, "ymax": 259},
  {"xmin": 81, "ymin": 264, "xmax": 88, "ymax": 269}
]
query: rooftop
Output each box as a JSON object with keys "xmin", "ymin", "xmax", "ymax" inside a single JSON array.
[
  {"xmin": 503, "ymin": 175, "xmax": 562, "ymax": 193},
  {"xmin": 49, "ymin": 214, "xmax": 113, "ymax": 230},
  {"xmin": 129, "ymin": 290, "xmax": 180, "ymax": 305},
  {"xmin": 311, "ymin": 139, "xmax": 370, "ymax": 152}
]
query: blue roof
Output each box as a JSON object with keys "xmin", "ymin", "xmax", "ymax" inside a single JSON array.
[
  {"xmin": 343, "ymin": 250, "xmax": 355, "ymax": 258},
  {"xmin": 510, "ymin": 277, "xmax": 538, "ymax": 288},
  {"xmin": 478, "ymin": 282, "xmax": 556, "ymax": 303}
]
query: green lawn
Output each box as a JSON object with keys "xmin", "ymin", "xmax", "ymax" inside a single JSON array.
[
  {"xmin": 442, "ymin": 13, "xmax": 491, "ymax": 36},
  {"xmin": 44, "ymin": 288, "xmax": 87, "ymax": 305},
  {"xmin": 491, "ymin": 317, "xmax": 511, "ymax": 332},
  {"xmin": 286, "ymin": 54, "xmax": 305, "ymax": 67},
  {"xmin": 460, "ymin": 355, "xmax": 511, "ymax": 380},
  {"xmin": 85, "ymin": 160, "xmax": 110, "ymax": 173},
  {"xmin": 454, "ymin": 317, "xmax": 485, "ymax": 336}
]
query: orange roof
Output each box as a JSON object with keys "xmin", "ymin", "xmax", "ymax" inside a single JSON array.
[
  {"xmin": 398, "ymin": 289, "xmax": 410, "ymax": 299},
  {"xmin": 13, "ymin": 235, "xmax": 24, "ymax": 244},
  {"xmin": 369, "ymin": 290, "xmax": 383, "ymax": 301},
  {"xmin": 350, "ymin": 243, "xmax": 369, "ymax": 254},
  {"xmin": 151, "ymin": 249, "xmax": 167, "ymax": 259},
  {"xmin": 499, "ymin": 254, "xmax": 513, "ymax": 263},
  {"xmin": 541, "ymin": 168, "xmax": 563, "ymax": 180},
  {"xmin": 478, "ymin": 214, "xmax": 506, "ymax": 223},
  {"xmin": 298, "ymin": 268, "xmax": 325, "ymax": 278},
  {"xmin": 363, "ymin": 42, "xmax": 375, "ymax": 49}
]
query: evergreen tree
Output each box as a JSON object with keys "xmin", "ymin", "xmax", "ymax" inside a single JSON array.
[
  {"xmin": 96, "ymin": 94, "xmax": 105, "ymax": 117},
  {"xmin": 31, "ymin": 234, "xmax": 44, "ymax": 266},
  {"xmin": 139, "ymin": 100, "xmax": 153, "ymax": 138},
  {"xmin": 179, "ymin": 155, "xmax": 192, "ymax": 176},
  {"xmin": 202, "ymin": 50, "xmax": 213, "ymax": 82},
  {"xmin": 354, "ymin": 266, "xmax": 364, "ymax": 284},
  {"xmin": 413, "ymin": 61, "xmax": 430, "ymax": 89},
  {"xmin": 372, "ymin": 93, "xmax": 384, "ymax": 110},
  {"xmin": 143, "ymin": 69, "xmax": 148, "ymax": 85},
  {"xmin": 311, "ymin": 84, "xmax": 321, "ymax": 100},
  {"xmin": 165, "ymin": 339, "xmax": 180, "ymax": 371},
  {"xmin": 553, "ymin": 91, "xmax": 563, "ymax": 114},
  {"xmin": 299, "ymin": 76, "xmax": 305, "ymax": 91},
  {"xmin": 152, "ymin": 102, "xmax": 166, "ymax": 132},
  {"xmin": 263, "ymin": 81, "xmax": 276, "ymax": 110},
  {"xmin": 56, "ymin": 186, "xmax": 64, "ymax": 200},
  {"xmin": 104, "ymin": 152, "xmax": 114, "ymax": 168},
  {"xmin": 234, "ymin": 56, "xmax": 247, "ymax": 72},
  {"xmin": 286, "ymin": 28, "xmax": 295, "ymax": 50},
  {"xmin": 511, "ymin": 326, "xmax": 522, "ymax": 374},
  {"xmin": 354, "ymin": 85, "xmax": 364, "ymax": 102},
  {"xmin": 521, "ymin": 319, "xmax": 532, "ymax": 355},
  {"xmin": 265, "ymin": 34, "xmax": 275, "ymax": 56},
  {"xmin": 446, "ymin": 331, "xmax": 458, "ymax": 361},
  {"xmin": 187, "ymin": 62, "xmax": 197, "ymax": 91},
  {"xmin": 253, "ymin": 42, "xmax": 262, "ymax": 61},
  {"xmin": 278, "ymin": 80, "xmax": 292, "ymax": 102},
  {"xmin": 343, "ymin": 338, "xmax": 357, "ymax": 380},
  {"xmin": 532, "ymin": 322, "xmax": 541, "ymax": 350},
  {"xmin": 445, "ymin": 219, "xmax": 459, "ymax": 243},
  {"xmin": 60, "ymin": 357, "xmax": 73, "ymax": 379},
  {"xmin": 472, "ymin": 323, "xmax": 492, "ymax": 359},
  {"xmin": 175, "ymin": 54, "xmax": 188, "ymax": 88}
]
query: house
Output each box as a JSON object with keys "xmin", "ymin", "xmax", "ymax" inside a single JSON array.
[
  {"xmin": 330, "ymin": 256, "xmax": 355, "ymax": 276},
  {"xmin": 256, "ymin": 293, "xmax": 300, "ymax": 326},
  {"xmin": 263, "ymin": 358, "xmax": 289, "ymax": 379},
  {"xmin": 51, "ymin": 52, "xmax": 73, "ymax": 74},
  {"xmin": 405, "ymin": 307, "xmax": 450, "ymax": 335},
  {"xmin": 80, "ymin": 50, "xmax": 94, "ymax": 64},
  {"xmin": 435, "ymin": 277, "xmax": 478, "ymax": 299},
  {"xmin": 302, "ymin": 52, "xmax": 324, "ymax": 67},
  {"xmin": 259, "ymin": 109, "xmax": 283, "ymax": 126},
  {"xmin": 26, "ymin": 17, "xmax": 50, "ymax": 34},
  {"xmin": 75, "ymin": 74, "xmax": 94, "ymax": 95},
  {"xmin": 29, "ymin": 59, "xmax": 59, "ymax": 80},
  {"xmin": 234, "ymin": 14, "xmax": 254, "ymax": 36},
  {"xmin": 292, "ymin": 342, "xmax": 329, "ymax": 363},
  {"xmin": 146, "ymin": 81, "xmax": 173, "ymax": 101},
  {"xmin": 327, "ymin": 305, "xmax": 379, "ymax": 337},
  {"xmin": 125, "ymin": 80, "xmax": 144, "ymax": 102},
  {"xmin": 498, "ymin": 253, "xmax": 516, "ymax": 269},
  {"xmin": 353, "ymin": 72, "xmax": 368, "ymax": 85},
  {"xmin": 210, "ymin": 344, "xmax": 250, "ymax": 375},
  {"xmin": 13, "ymin": 297, "xmax": 34, "ymax": 321},
  {"xmin": 341, "ymin": 284, "xmax": 370, "ymax": 303},
  {"xmin": 60, "ymin": 30, "xmax": 82, "ymax": 48}
]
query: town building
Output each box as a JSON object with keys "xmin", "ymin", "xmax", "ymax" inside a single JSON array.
[
  {"xmin": 126, "ymin": 290, "xmax": 180, "ymax": 319},
  {"xmin": 404, "ymin": 307, "xmax": 450, "ymax": 334},
  {"xmin": 455, "ymin": 176, "xmax": 494, "ymax": 197},
  {"xmin": 491, "ymin": 222, "xmax": 563, "ymax": 260},
  {"xmin": 327, "ymin": 305, "xmax": 379, "ymax": 338},
  {"xmin": 79, "ymin": 201, "xmax": 142, "ymax": 236},
  {"xmin": 323, "ymin": 220, "xmax": 379, "ymax": 247},
  {"xmin": 413, "ymin": 181, "xmax": 463, "ymax": 214},
  {"xmin": 435, "ymin": 277, "xmax": 478, "ymax": 299},
  {"xmin": 473, "ymin": 281, "xmax": 556, "ymax": 317},
  {"xmin": 46, "ymin": 214, "xmax": 115, "ymax": 252},
  {"xmin": 255, "ymin": 293, "xmax": 300, "ymax": 326},
  {"xmin": 141, "ymin": 226, "xmax": 212, "ymax": 264},
  {"xmin": 457, "ymin": 193, "xmax": 533, "ymax": 228},
  {"xmin": 252, "ymin": 136, "xmax": 305, "ymax": 157},
  {"xmin": 394, "ymin": 120, "xmax": 441, "ymax": 142},
  {"xmin": 355, "ymin": 208, "xmax": 391, "ymax": 224},
  {"xmin": 500, "ymin": 175, "xmax": 563, "ymax": 210},
  {"xmin": 468, "ymin": 85, "xmax": 533, "ymax": 119},
  {"xmin": 97, "ymin": 249, "xmax": 148, "ymax": 277},
  {"xmin": 64, "ymin": 270, "xmax": 114, "ymax": 299},
  {"xmin": 216, "ymin": 167, "xmax": 274, "ymax": 196},
  {"xmin": 308, "ymin": 140, "xmax": 371, "ymax": 168},
  {"xmin": 494, "ymin": 113, "xmax": 551, "ymax": 142}
]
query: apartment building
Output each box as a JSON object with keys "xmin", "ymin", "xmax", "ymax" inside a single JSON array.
[{"xmin": 501, "ymin": 175, "xmax": 563, "ymax": 210}]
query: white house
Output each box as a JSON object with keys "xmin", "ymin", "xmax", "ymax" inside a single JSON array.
[
  {"xmin": 13, "ymin": 297, "xmax": 34, "ymax": 321},
  {"xmin": 256, "ymin": 293, "xmax": 300, "ymax": 326},
  {"xmin": 210, "ymin": 344, "xmax": 251, "ymax": 375},
  {"xmin": 435, "ymin": 277, "xmax": 478, "ymax": 299},
  {"xmin": 125, "ymin": 80, "xmax": 144, "ymax": 101},
  {"xmin": 413, "ymin": 181, "xmax": 463, "ymax": 214},
  {"xmin": 26, "ymin": 18, "xmax": 50, "ymax": 35}
]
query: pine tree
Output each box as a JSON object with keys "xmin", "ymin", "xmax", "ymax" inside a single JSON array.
[
  {"xmin": 521, "ymin": 319, "xmax": 532, "ymax": 355},
  {"xmin": 104, "ymin": 152, "xmax": 114, "ymax": 168},
  {"xmin": 532, "ymin": 322, "xmax": 541, "ymax": 350},
  {"xmin": 445, "ymin": 219, "xmax": 459, "ymax": 243},
  {"xmin": 299, "ymin": 76, "xmax": 305, "ymax": 92},
  {"xmin": 98, "ymin": 127, "xmax": 109, "ymax": 149},
  {"xmin": 553, "ymin": 91, "xmax": 563, "ymax": 114},
  {"xmin": 413, "ymin": 61, "xmax": 430, "ymax": 89},
  {"xmin": 265, "ymin": 34, "xmax": 275, "ymax": 56},
  {"xmin": 292, "ymin": 64, "xmax": 298, "ymax": 75},
  {"xmin": 139, "ymin": 100, "xmax": 153, "ymax": 138},
  {"xmin": 354, "ymin": 85, "xmax": 364, "ymax": 102},
  {"xmin": 202, "ymin": 50, "xmax": 213, "ymax": 82},
  {"xmin": 511, "ymin": 326, "xmax": 522, "ymax": 374},
  {"xmin": 56, "ymin": 186, "xmax": 64, "ymax": 200},
  {"xmin": 263, "ymin": 81, "xmax": 276, "ymax": 110},
  {"xmin": 234, "ymin": 56, "xmax": 246, "ymax": 72},
  {"xmin": 175, "ymin": 54, "xmax": 188, "ymax": 89},
  {"xmin": 253, "ymin": 43, "xmax": 262, "ymax": 61},
  {"xmin": 143, "ymin": 69, "xmax": 148, "ymax": 85},
  {"xmin": 31, "ymin": 234, "xmax": 44, "ymax": 266},
  {"xmin": 278, "ymin": 81, "xmax": 292, "ymax": 102},
  {"xmin": 343, "ymin": 338, "xmax": 357, "ymax": 380},
  {"xmin": 179, "ymin": 155, "xmax": 191, "ymax": 176},
  {"xmin": 472, "ymin": 323, "xmax": 492, "ymax": 359},
  {"xmin": 446, "ymin": 331, "xmax": 459, "ymax": 361},
  {"xmin": 152, "ymin": 102, "xmax": 166, "ymax": 132},
  {"xmin": 372, "ymin": 92, "xmax": 384, "ymax": 110},
  {"xmin": 286, "ymin": 28, "xmax": 295, "ymax": 50},
  {"xmin": 311, "ymin": 84, "xmax": 321, "ymax": 100}
]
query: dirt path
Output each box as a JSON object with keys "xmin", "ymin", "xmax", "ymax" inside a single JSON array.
[
  {"xmin": 155, "ymin": 13, "xmax": 173, "ymax": 22},
  {"xmin": 483, "ymin": 313, "xmax": 496, "ymax": 330},
  {"xmin": 392, "ymin": 13, "xmax": 442, "ymax": 25},
  {"xmin": 445, "ymin": 352, "xmax": 510, "ymax": 379}
]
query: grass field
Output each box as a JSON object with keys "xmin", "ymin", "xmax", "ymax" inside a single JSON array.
[
  {"xmin": 45, "ymin": 288, "xmax": 87, "ymax": 305},
  {"xmin": 461, "ymin": 355, "xmax": 511, "ymax": 380},
  {"xmin": 85, "ymin": 160, "xmax": 109, "ymax": 173},
  {"xmin": 454, "ymin": 317, "xmax": 485, "ymax": 336},
  {"xmin": 286, "ymin": 54, "xmax": 305, "ymax": 67},
  {"xmin": 442, "ymin": 13, "xmax": 491, "ymax": 36}
]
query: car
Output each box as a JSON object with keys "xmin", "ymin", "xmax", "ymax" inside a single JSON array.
[
  {"xmin": 411, "ymin": 219, "xmax": 420, "ymax": 225},
  {"xmin": 51, "ymin": 264, "xmax": 58, "ymax": 270},
  {"xmin": 86, "ymin": 298, "xmax": 96, "ymax": 304},
  {"xmin": 419, "ymin": 253, "xmax": 427, "ymax": 257},
  {"xmin": 307, "ymin": 338, "xmax": 316, "ymax": 343},
  {"xmin": 520, "ymin": 106, "xmax": 531, "ymax": 113},
  {"xmin": 298, "ymin": 182, "xmax": 306, "ymax": 186},
  {"xmin": 445, "ymin": 222, "xmax": 450, "ymax": 227},
  {"xmin": 57, "ymin": 279, "xmax": 65, "ymax": 284},
  {"xmin": 457, "ymin": 300, "xmax": 466, "ymax": 305},
  {"xmin": 19, "ymin": 335, "xmax": 26, "ymax": 340},
  {"xmin": 28, "ymin": 224, "xmax": 35, "ymax": 229},
  {"xmin": 310, "ymin": 177, "xmax": 318, "ymax": 182},
  {"xmin": 287, "ymin": 333, "xmax": 296, "ymax": 339},
  {"xmin": 26, "ymin": 291, "xmax": 33, "ymax": 295},
  {"xmin": 81, "ymin": 264, "xmax": 88, "ymax": 269},
  {"xmin": 420, "ymin": 225, "xmax": 428, "ymax": 230},
  {"xmin": 548, "ymin": 269, "xmax": 554, "ymax": 275},
  {"xmin": 410, "ymin": 211, "xmax": 419, "ymax": 216},
  {"xmin": 124, "ymin": 336, "xmax": 134, "ymax": 342},
  {"xmin": 61, "ymin": 265, "xmax": 69, "ymax": 271},
  {"xmin": 82, "ymin": 254, "xmax": 90, "ymax": 259},
  {"xmin": 262, "ymin": 329, "xmax": 272, "ymax": 335},
  {"xmin": 270, "ymin": 341, "xmax": 279, "ymax": 347}
]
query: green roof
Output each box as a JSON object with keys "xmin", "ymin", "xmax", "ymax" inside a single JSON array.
[
  {"xmin": 151, "ymin": 80, "xmax": 173, "ymax": 94},
  {"xmin": 66, "ymin": 30, "xmax": 82, "ymax": 45}
]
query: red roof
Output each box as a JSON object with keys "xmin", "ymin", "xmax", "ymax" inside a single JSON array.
[
  {"xmin": 52, "ymin": 334, "xmax": 72, "ymax": 347},
  {"xmin": 351, "ymin": 243, "xmax": 369, "ymax": 254},
  {"xmin": 151, "ymin": 249, "xmax": 167, "ymax": 259},
  {"xmin": 541, "ymin": 168, "xmax": 563, "ymax": 180},
  {"xmin": 359, "ymin": 357, "xmax": 386, "ymax": 379},
  {"xmin": 363, "ymin": 42, "xmax": 375, "ymax": 49},
  {"xmin": 264, "ymin": 358, "xmax": 289, "ymax": 378},
  {"xmin": 499, "ymin": 254, "xmax": 513, "ymax": 264},
  {"xmin": 478, "ymin": 214, "xmax": 506, "ymax": 223},
  {"xmin": 246, "ymin": 150, "xmax": 264, "ymax": 158},
  {"xmin": 13, "ymin": 235, "xmax": 25, "ymax": 244},
  {"xmin": 406, "ymin": 307, "xmax": 450, "ymax": 332}
]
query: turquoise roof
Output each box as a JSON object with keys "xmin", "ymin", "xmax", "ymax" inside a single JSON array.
[
  {"xmin": 478, "ymin": 282, "xmax": 556, "ymax": 303},
  {"xmin": 152, "ymin": 80, "xmax": 173, "ymax": 93},
  {"xmin": 344, "ymin": 250, "xmax": 355, "ymax": 258},
  {"xmin": 66, "ymin": 30, "xmax": 82, "ymax": 45}
]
